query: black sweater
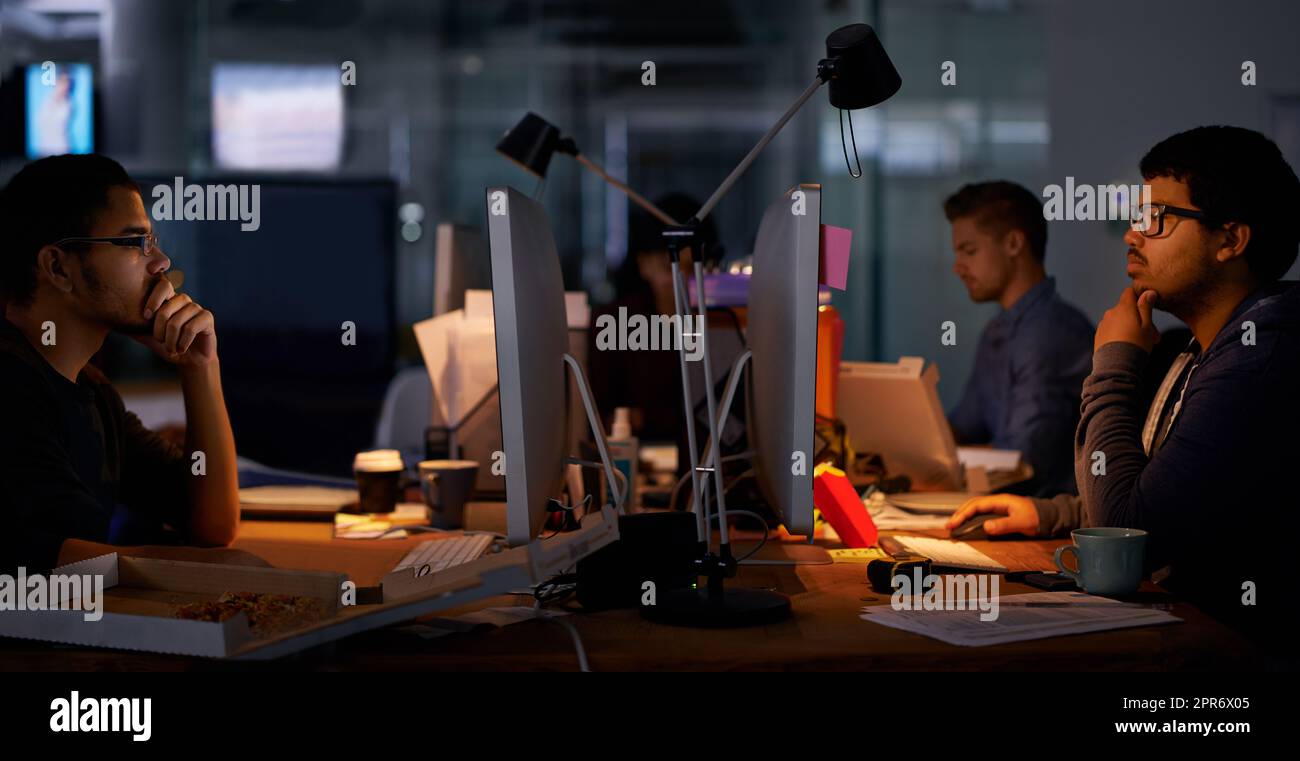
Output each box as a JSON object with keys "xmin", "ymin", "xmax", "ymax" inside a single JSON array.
[{"xmin": 0, "ymin": 317, "xmax": 188, "ymax": 573}]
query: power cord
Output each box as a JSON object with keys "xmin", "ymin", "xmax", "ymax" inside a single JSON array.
[
  {"xmin": 533, "ymin": 574, "xmax": 578, "ymax": 605},
  {"xmin": 683, "ymin": 465, "xmax": 771, "ymax": 562},
  {"xmin": 668, "ymin": 450, "xmax": 755, "ymax": 511},
  {"xmin": 533, "ymin": 577, "xmax": 589, "ymax": 672},
  {"xmin": 567, "ymin": 456, "xmax": 629, "ymax": 514},
  {"xmin": 726, "ymin": 509, "xmax": 771, "ymax": 562},
  {"xmin": 537, "ymin": 611, "xmax": 590, "ymax": 672}
]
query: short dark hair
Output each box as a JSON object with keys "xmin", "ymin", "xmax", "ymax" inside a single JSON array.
[
  {"xmin": 943, "ymin": 180, "xmax": 1047, "ymax": 262},
  {"xmin": 0, "ymin": 154, "xmax": 139, "ymax": 306},
  {"xmin": 1140, "ymin": 125, "xmax": 1300, "ymax": 283}
]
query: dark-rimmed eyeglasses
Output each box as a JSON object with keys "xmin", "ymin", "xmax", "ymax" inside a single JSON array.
[
  {"xmin": 52, "ymin": 234, "xmax": 163, "ymax": 257},
  {"xmin": 1129, "ymin": 203, "xmax": 1213, "ymax": 238}
]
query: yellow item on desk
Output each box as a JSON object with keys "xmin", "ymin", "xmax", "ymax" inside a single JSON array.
[
  {"xmin": 334, "ymin": 504, "xmax": 432, "ymax": 539},
  {"xmin": 828, "ymin": 547, "xmax": 890, "ymax": 564}
]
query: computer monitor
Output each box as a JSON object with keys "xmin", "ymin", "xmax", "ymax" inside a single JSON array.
[
  {"xmin": 836, "ymin": 357, "xmax": 964, "ymax": 491},
  {"xmin": 25, "ymin": 62, "xmax": 94, "ymax": 159},
  {"xmin": 744, "ymin": 184, "xmax": 820, "ymax": 537},
  {"xmin": 211, "ymin": 63, "xmax": 344, "ymax": 171},
  {"xmin": 433, "ymin": 223, "xmax": 490, "ymax": 316},
  {"xmin": 485, "ymin": 186, "xmax": 623, "ymax": 548}
]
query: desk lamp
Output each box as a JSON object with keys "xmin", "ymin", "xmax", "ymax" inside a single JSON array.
[
  {"xmin": 496, "ymin": 112, "xmax": 679, "ymax": 226},
  {"xmin": 650, "ymin": 22, "xmax": 899, "ymax": 628},
  {"xmin": 494, "ymin": 23, "xmax": 899, "ymax": 627}
]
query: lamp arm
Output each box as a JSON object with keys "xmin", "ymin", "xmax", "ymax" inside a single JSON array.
[
  {"xmin": 573, "ymin": 153, "xmax": 680, "ymax": 227},
  {"xmin": 691, "ymin": 74, "xmax": 826, "ymax": 225}
]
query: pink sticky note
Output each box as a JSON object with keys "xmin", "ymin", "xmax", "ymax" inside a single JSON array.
[{"xmin": 819, "ymin": 224, "xmax": 853, "ymax": 291}]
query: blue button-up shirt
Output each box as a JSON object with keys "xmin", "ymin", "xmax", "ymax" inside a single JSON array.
[{"xmin": 947, "ymin": 277, "xmax": 1094, "ymax": 496}]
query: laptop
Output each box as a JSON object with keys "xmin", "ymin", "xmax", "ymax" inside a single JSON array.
[{"xmin": 835, "ymin": 358, "xmax": 1029, "ymax": 513}]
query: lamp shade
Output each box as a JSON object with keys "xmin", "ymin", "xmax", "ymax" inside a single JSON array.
[
  {"xmin": 495, "ymin": 112, "xmax": 561, "ymax": 178},
  {"xmin": 824, "ymin": 23, "xmax": 901, "ymax": 110}
]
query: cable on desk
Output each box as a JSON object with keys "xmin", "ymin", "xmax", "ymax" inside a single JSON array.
[
  {"xmin": 692, "ymin": 465, "xmax": 756, "ymax": 529},
  {"xmin": 723, "ymin": 468, "xmax": 755, "ymax": 499},
  {"xmin": 727, "ymin": 509, "xmax": 771, "ymax": 562},
  {"xmin": 668, "ymin": 450, "xmax": 755, "ymax": 511},
  {"xmin": 533, "ymin": 574, "xmax": 578, "ymax": 605},
  {"xmin": 533, "ymin": 596, "xmax": 590, "ymax": 672},
  {"xmin": 567, "ymin": 456, "xmax": 628, "ymax": 515},
  {"xmin": 547, "ymin": 615, "xmax": 590, "ymax": 672}
]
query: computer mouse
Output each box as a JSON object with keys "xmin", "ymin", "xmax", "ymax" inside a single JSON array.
[{"xmin": 949, "ymin": 512, "xmax": 998, "ymax": 541}]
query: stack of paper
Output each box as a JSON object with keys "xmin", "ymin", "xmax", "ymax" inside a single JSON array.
[
  {"xmin": 334, "ymin": 504, "xmax": 433, "ymax": 539},
  {"xmin": 860, "ymin": 592, "xmax": 1182, "ymax": 647},
  {"xmin": 865, "ymin": 493, "xmax": 951, "ymax": 531}
]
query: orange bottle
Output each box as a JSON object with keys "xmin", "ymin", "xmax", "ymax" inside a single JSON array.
[{"xmin": 815, "ymin": 301, "xmax": 844, "ymax": 420}]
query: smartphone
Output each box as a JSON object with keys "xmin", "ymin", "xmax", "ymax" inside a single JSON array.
[{"xmin": 1021, "ymin": 571, "xmax": 1078, "ymax": 592}]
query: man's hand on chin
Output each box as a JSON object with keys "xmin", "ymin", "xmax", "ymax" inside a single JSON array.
[
  {"xmin": 130, "ymin": 275, "xmax": 218, "ymax": 369},
  {"xmin": 1095, "ymin": 287, "xmax": 1160, "ymax": 353}
]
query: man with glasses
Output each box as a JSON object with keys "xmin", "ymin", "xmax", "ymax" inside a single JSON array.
[
  {"xmin": 0, "ymin": 154, "xmax": 241, "ymax": 574},
  {"xmin": 946, "ymin": 126, "xmax": 1300, "ymax": 644}
]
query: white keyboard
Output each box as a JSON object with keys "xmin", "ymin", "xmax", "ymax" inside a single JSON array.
[
  {"xmin": 393, "ymin": 534, "xmax": 496, "ymax": 577},
  {"xmin": 891, "ymin": 536, "xmax": 1008, "ymax": 573}
]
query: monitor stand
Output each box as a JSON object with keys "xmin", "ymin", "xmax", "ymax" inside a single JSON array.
[{"xmin": 639, "ymin": 239, "xmax": 791, "ymax": 629}]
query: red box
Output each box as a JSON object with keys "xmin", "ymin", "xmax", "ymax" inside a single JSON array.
[{"xmin": 813, "ymin": 464, "xmax": 877, "ymax": 548}]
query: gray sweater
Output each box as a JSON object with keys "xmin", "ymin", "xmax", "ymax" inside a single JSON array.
[{"xmin": 1029, "ymin": 282, "xmax": 1300, "ymax": 637}]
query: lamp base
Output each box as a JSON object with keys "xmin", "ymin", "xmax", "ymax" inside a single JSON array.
[{"xmin": 640, "ymin": 586, "xmax": 791, "ymax": 628}]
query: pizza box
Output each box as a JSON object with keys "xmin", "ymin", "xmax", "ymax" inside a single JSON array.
[
  {"xmin": 0, "ymin": 506, "xmax": 620, "ymax": 659},
  {"xmin": 0, "ymin": 553, "xmax": 349, "ymax": 658}
]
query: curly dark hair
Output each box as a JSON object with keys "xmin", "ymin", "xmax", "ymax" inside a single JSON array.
[{"xmin": 1140, "ymin": 125, "xmax": 1300, "ymax": 282}]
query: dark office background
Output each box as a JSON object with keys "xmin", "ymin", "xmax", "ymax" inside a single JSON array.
[{"xmin": 2, "ymin": 0, "xmax": 1299, "ymax": 473}]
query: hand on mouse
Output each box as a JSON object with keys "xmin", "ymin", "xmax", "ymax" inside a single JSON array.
[{"xmin": 945, "ymin": 494, "xmax": 1040, "ymax": 537}]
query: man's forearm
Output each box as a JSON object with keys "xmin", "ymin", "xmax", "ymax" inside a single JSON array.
[
  {"xmin": 1075, "ymin": 343, "xmax": 1149, "ymax": 527},
  {"xmin": 1030, "ymin": 494, "xmax": 1087, "ymax": 536},
  {"xmin": 179, "ymin": 360, "xmax": 239, "ymax": 546}
]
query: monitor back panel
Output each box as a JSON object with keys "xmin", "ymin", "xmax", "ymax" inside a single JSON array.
[
  {"xmin": 485, "ymin": 187, "xmax": 568, "ymax": 545},
  {"xmin": 746, "ymin": 184, "xmax": 820, "ymax": 536}
]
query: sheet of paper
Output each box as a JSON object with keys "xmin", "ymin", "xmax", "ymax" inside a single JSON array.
[
  {"xmin": 865, "ymin": 494, "xmax": 952, "ymax": 531},
  {"xmin": 417, "ymin": 290, "xmax": 592, "ymax": 428},
  {"xmin": 332, "ymin": 506, "xmax": 428, "ymax": 539},
  {"xmin": 860, "ymin": 592, "xmax": 1181, "ymax": 647},
  {"xmin": 414, "ymin": 309, "xmax": 498, "ymax": 429}
]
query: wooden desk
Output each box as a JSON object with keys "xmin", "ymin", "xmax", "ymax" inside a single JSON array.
[{"xmin": 0, "ymin": 521, "xmax": 1278, "ymax": 671}]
